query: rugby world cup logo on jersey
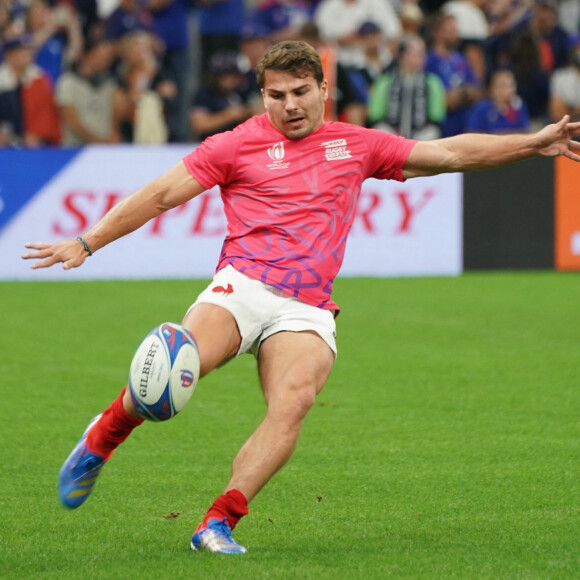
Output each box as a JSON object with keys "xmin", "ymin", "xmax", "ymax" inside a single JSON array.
[
  {"xmin": 321, "ymin": 139, "xmax": 352, "ymax": 161},
  {"xmin": 267, "ymin": 142, "xmax": 290, "ymax": 170}
]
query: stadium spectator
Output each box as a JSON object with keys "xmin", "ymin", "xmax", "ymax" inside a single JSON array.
[
  {"xmin": 250, "ymin": 0, "xmax": 314, "ymax": 42},
  {"xmin": 486, "ymin": 0, "xmax": 531, "ymax": 36},
  {"xmin": 466, "ymin": 68, "xmax": 530, "ymax": 133},
  {"xmin": 558, "ymin": 0, "xmax": 580, "ymax": 37},
  {"xmin": 0, "ymin": 0, "xmax": 10, "ymax": 36},
  {"xmin": 367, "ymin": 34, "xmax": 446, "ymax": 139},
  {"xmin": 443, "ymin": 0, "xmax": 488, "ymax": 41},
  {"xmin": 425, "ymin": 12, "xmax": 482, "ymax": 136},
  {"xmin": 490, "ymin": 0, "xmax": 569, "ymax": 74},
  {"xmin": 237, "ymin": 23, "xmax": 271, "ymax": 116},
  {"xmin": 116, "ymin": 30, "xmax": 174, "ymax": 143},
  {"xmin": 56, "ymin": 36, "xmax": 125, "ymax": 145},
  {"xmin": 189, "ymin": 49, "xmax": 253, "ymax": 141},
  {"xmin": 314, "ymin": 0, "xmax": 402, "ymax": 68},
  {"xmin": 400, "ymin": 0, "xmax": 425, "ymax": 36},
  {"xmin": 348, "ymin": 20, "xmax": 394, "ymax": 100},
  {"xmin": 507, "ymin": 28, "xmax": 551, "ymax": 128},
  {"xmin": 299, "ymin": 20, "xmax": 366, "ymax": 125},
  {"xmin": 105, "ymin": 0, "xmax": 156, "ymax": 51},
  {"xmin": 147, "ymin": 0, "xmax": 193, "ymax": 141},
  {"xmin": 549, "ymin": 35, "xmax": 580, "ymax": 122},
  {"xmin": 528, "ymin": 0, "xmax": 570, "ymax": 72},
  {"xmin": 26, "ymin": 0, "xmax": 83, "ymax": 86},
  {"xmin": 0, "ymin": 34, "xmax": 61, "ymax": 146},
  {"xmin": 75, "ymin": 0, "xmax": 99, "ymax": 40},
  {"xmin": 442, "ymin": 0, "xmax": 489, "ymax": 82},
  {"xmin": 0, "ymin": 0, "xmax": 29, "ymax": 39},
  {"xmin": 197, "ymin": 0, "xmax": 244, "ymax": 73}
]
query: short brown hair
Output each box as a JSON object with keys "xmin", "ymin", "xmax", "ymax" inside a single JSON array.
[{"xmin": 256, "ymin": 40, "xmax": 323, "ymax": 88}]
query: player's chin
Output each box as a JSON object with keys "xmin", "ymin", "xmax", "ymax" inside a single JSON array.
[{"xmin": 284, "ymin": 124, "xmax": 312, "ymax": 140}]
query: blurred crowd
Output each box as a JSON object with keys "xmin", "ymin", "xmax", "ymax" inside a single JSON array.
[{"xmin": 1, "ymin": 0, "xmax": 580, "ymax": 147}]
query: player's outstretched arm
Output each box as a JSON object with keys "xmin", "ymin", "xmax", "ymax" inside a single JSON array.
[
  {"xmin": 21, "ymin": 161, "xmax": 206, "ymax": 270},
  {"xmin": 402, "ymin": 115, "xmax": 580, "ymax": 179}
]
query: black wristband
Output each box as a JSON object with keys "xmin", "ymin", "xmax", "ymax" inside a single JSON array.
[{"xmin": 76, "ymin": 236, "xmax": 93, "ymax": 256}]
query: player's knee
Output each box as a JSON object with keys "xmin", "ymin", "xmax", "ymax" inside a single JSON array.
[
  {"xmin": 271, "ymin": 380, "xmax": 317, "ymax": 423},
  {"xmin": 291, "ymin": 390, "xmax": 316, "ymax": 419}
]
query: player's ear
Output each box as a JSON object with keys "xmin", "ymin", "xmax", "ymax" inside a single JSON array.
[
  {"xmin": 320, "ymin": 79, "xmax": 329, "ymax": 102},
  {"xmin": 261, "ymin": 88, "xmax": 268, "ymax": 109}
]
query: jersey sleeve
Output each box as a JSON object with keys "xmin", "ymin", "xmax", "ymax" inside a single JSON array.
[
  {"xmin": 364, "ymin": 128, "xmax": 417, "ymax": 182},
  {"xmin": 182, "ymin": 129, "xmax": 239, "ymax": 189}
]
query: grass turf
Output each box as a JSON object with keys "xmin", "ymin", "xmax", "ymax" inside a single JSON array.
[{"xmin": 1, "ymin": 272, "xmax": 578, "ymax": 579}]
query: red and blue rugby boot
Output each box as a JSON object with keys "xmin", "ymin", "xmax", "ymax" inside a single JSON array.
[
  {"xmin": 191, "ymin": 518, "xmax": 248, "ymax": 554},
  {"xmin": 58, "ymin": 414, "xmax": 107, "ymax": 509}
]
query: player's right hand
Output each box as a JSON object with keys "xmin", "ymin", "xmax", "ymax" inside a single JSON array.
[{"xmin": 21, "ymin": 239, "xmax": 89, "ymax": 270}]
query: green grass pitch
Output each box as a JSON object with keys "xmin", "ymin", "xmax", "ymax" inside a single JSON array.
[{"xmin": 1, "ymin": 272, "xmax": 578, "ymax": 579}]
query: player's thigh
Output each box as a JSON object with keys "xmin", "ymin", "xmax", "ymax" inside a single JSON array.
[
  {"xmin": 257, "ymin": 330, "xmax": 335, "ymax": 416},
  {"xmin": 182, "ymin": 302, "xmax": 242, "ymax": 377}
]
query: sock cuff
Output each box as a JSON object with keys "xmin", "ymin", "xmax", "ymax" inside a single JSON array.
[
  {"xmin": 113, "ymin": 386, "xmax": 144, "ymax": 427},
  {"xmin": 225, "ymin": 489, "xmax": 249, "ymax": 517}
]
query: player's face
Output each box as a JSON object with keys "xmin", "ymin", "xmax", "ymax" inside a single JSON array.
[{"xmin": 261, "ymin": 70, "xmax": 328, "ymax": 140}]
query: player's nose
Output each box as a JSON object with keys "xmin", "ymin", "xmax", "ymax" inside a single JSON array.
[{"xmin": 284, "ymin": 95, "xmax": 298, "ymax": 111}]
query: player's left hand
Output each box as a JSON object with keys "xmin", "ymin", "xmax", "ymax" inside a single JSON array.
[
  {"xmin": 21, "ymin": 239, "xmax": 89, "ymax": 270},
  {"xmin": 535, "ymin": 115, "xmax": 580, "ymax": 161}
]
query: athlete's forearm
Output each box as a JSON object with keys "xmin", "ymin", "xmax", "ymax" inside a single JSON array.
[
  {"xmin": 81, "ymin": 182, "xmax": 164, "ymax": 252},
  {"xmin": 82, "ymin": 162, "xmax": 205, "ymax": 253},
  {"xmin": 404, "ymin": 131, "xmax": 545, "ymax": 178},
  {"xmin": 436, "ymin": 132, "xmax": 539, "ymax": 172}
]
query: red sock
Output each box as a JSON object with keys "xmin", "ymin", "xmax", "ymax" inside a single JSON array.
[
  {"xmin": 86, "ymin": 387, "xmax": 144, "ymax": 460},
  {"xmin": 203, "ymin": 489, "xmax": 249, "ymax": 530}
]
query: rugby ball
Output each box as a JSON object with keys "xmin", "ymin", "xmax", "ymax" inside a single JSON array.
[{"xmin": 128, "ymin": 322, "xmax": 200, "ymax": 421}]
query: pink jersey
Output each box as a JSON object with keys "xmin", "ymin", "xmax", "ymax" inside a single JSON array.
[{"xmin": 182, "ymin": 113, "xmax": 416, "ymax": 311}]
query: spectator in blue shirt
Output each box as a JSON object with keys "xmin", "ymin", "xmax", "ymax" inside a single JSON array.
[
  {"xmin": 147, "ymin": 0, "xmax": 194, "ymax": 141},
  {"xmin": 197, "ymin": 0, "xmax": 245, "ymax": 72},
  {"xmin": 467, "ymin": 68, "xmax": 530, "ymax": 134},
  {"xmin": 189, "ymin": 49, "xmax": 252, "ymax": 141},
  {"xmin": 26, "ymin": 0, "xmax": 83, "ymax": 86},
  {"xmin": 425, "ymin": 12, "xmax": 482, "ymax": 136},
  {"xmin": 250, "ymin": 0, "xmax": 314, "ymax": 42},
  {"xmin": 490, "ymin": 0, "xmax": 569, "ymax": 74},
  {"xmin": 106, "ymin": 0, "xmax": 156, "ymax": 45}
]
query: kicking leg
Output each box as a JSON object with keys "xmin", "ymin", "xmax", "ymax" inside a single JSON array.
[{"xmin": 59, "ymin": 304, "xmax": 241, "ymax": 509}]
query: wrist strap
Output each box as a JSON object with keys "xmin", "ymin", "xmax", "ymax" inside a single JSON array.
[{"xmin": 76, "ymin": 236, "xmax": 93, "ymax": 256}]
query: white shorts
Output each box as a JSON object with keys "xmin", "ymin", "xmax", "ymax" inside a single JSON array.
[{"xmin": 188, "ymin": 265, "xmax": 337, "ymax": 357}]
